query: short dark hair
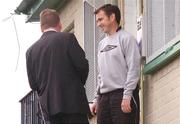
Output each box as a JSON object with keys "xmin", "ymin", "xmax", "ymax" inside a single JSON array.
[
  {"xmin": 94, "ymin": 4, "xmax": 121, "ymax": 25},
  {"xmin": 40, "ymin": 9, "xmax": 60, "ymax": 29}
]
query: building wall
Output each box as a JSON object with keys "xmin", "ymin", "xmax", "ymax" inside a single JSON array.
[
  {"xmin": 58, "ymin": 0, "xmax": 84, "ymax": 48},
  {"xmin": 124, "ymin": 0, "xmax": 137, "ymax": 37},
  {"xmin": 144, "ymin": 56, "xmax": 180, "ymax": 124},
  {"xmin": 143, "ymin": 0, "xmax": 180, "ymax": 123}
]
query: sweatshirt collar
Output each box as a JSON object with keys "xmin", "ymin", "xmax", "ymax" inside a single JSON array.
[{"xmin": 116, "ymin": 26, "xmax": 121, "ymax": 32}]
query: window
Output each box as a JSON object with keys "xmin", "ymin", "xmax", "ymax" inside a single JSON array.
[
  {"xmin": 145, "ymin": 0, "xmax": 180, "ymax": 62},
  {"xmin": 84, "ymin": 1, "xmax": 96, "ymax": 102},
  {"xmin": 84, "ymin": 1, "xmax": 105, "ymax": 101}
]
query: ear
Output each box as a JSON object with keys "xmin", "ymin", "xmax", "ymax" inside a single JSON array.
[{"xmin": 110, "ymin": 13, "xmax": 116, "ymax": 22}]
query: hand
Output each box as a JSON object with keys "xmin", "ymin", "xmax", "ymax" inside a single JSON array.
[
  {"xmin": 89, "ymin": 102, "xmax": 97, "ymax": 116},
  {"xmin": 121, "ymin": 99, "xmax": 132, "ymax": 113}
]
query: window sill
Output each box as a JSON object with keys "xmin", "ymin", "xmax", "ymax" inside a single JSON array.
[{"xmin": 143, "ymin": 41, "xmax": 180, "ymax": 74}]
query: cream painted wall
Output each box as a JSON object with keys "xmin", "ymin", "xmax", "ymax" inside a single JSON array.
[
  {"xmin": 144, "ymin": 56, "xmax": 180, "ymax": 124},
  {"xmin": 124, "ymin": 0, "xmax": 137, "ymax": 38},
  {"xmin": 58, "ymin": 0, "xmax": 84, "ymax": 48}
]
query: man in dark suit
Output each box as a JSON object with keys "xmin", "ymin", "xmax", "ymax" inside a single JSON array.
[{"xmin": 26, "ymin": 9, "xmax": 90, "ymax": 124}]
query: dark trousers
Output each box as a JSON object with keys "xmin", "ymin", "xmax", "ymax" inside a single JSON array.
[
  {"xmin": 97, "ymin": 87, "xmax": 139, "ymax": 124},
  {"xmin": 50, "ymin": 113, "xmax": 89, "ymax": 124}
]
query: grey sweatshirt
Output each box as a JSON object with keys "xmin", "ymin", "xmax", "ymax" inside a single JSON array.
[{"xmin": 94, "ymin": 29, "xmax": 140, "ymax": 102}]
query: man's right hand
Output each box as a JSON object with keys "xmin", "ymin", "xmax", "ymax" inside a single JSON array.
[{"xmin": 89, "ymin": 102, "xmax": 97, "ymax": 116}]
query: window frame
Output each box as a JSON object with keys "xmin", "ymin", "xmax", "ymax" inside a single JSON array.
[{"xmin": 143, "ymin": 0, "xmax": 180, "ymax": 63}]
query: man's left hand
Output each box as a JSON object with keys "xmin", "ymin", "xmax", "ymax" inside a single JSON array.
[{"xmin": 121, "ymin": 98, "xmax": 132, "ymax": 113}]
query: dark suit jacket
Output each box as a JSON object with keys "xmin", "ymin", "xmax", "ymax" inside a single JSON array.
[{"xmin": 26, "ymin": 31, "xmax": 90, "ymax": 119}]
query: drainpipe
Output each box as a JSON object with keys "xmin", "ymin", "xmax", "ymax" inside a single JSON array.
[
  {"xmin": 140, "ymin": 57, "xmax": 146, "ymax": 124},
  {"xmin": 139, "ymin": 0, "xmax": 144, "ymax": 123}
]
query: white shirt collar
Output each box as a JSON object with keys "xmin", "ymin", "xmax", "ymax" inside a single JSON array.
[{"xmin": 43, "ymin": 28, "xmax": 57, "ymax": 33}]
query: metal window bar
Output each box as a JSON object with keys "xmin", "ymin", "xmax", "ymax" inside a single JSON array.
[{"xmin": 19, "ymin": 91, "xmax": 45, "ymax": 124}]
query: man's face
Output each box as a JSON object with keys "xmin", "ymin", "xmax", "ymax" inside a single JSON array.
[{"xmin": 96, "ymin": 10, "xmax": 112, "ymax": 33}]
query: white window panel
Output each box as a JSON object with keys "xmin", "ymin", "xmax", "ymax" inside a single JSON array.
[
  {"xmin": 145, "ymin": 0, "xmax": 180, "ymax": 62},
  {"xmin": 175, "ymin": 0, "xmax": 180, "ymax": 35},
  {"xmin": 151, "ymin": 0, "xmax": 164, "ymax": 53},
  {"xmin": 165, "ymin": 0, "xmax": 175, "ymax": 43}
]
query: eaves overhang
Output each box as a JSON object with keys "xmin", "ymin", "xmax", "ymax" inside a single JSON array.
[{"xmin": 15, "ymin": 0, "xmax": 67, "ymax": 22}]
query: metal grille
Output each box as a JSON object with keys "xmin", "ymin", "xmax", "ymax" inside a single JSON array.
[
  {"xmin": 95, "ymin": 21, "xmax": 105, "ymax": 54},
  {"xmin": 20, "ymin": 91, "xmax": 44, "ymax": 124},
  {"xmin": 84, "ymin": 1, "xmax": 96, "ymax": 102},
  {"xmin": 84, "ymin": 1, "xmax": 106, "ymax": 101}
]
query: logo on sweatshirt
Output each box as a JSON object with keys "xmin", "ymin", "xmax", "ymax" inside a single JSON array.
[{"xmin": 100, "ymin": 45, "xmax": 117, "ymax": 52}]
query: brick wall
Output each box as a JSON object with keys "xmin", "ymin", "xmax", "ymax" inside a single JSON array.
[
  {"xmin": 58, "ymin": 0, "xmax": 84, "ymax": 48},
  {"xmin": 144, "ymin": 56, "xmax": 180, "ymax": 124}
]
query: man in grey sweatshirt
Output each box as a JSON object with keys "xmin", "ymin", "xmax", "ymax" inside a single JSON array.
[{"xmin": 90, "ymin": 4, "xmax": 140, "ymax": 124}]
